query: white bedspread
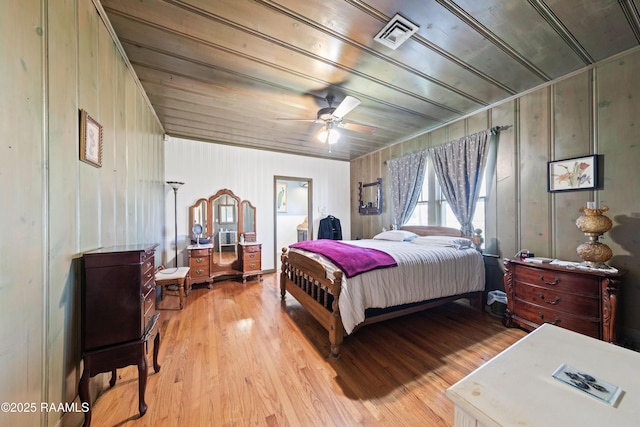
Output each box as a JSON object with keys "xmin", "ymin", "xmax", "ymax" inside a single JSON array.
[{"xmin": 289, "ymin": 239, "xmax": 485, "ymax": 334}]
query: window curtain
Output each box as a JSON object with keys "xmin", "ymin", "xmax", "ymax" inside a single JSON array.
[
  {"xmin": 428, "ymin": 129, "xmax": 492, "ymax": 236},
  {"xmin": 387, "ymin": 150, "xmax": 429, "ymax": 227}
]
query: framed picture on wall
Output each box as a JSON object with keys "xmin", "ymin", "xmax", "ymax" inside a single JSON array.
[
  {"xmin": 547, "ymin": 155, "xmax": 598, "ymax": 192},
  {"xmin": 276, "ymin": 182, "xmax": 287, "ymax": 213},
  {"xmin": 79, "ymin": 109, "xmax": 103, "ymax": 168}
]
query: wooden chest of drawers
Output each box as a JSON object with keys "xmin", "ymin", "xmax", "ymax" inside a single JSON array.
[
  {"xmin": 186, "ymin": 244, "xmax": 213, "ymax": 290},
  {"xmin": 503, "ymin": 258, "xmax": 624, "ymax": 343},
  {"xmin": 82, "ymin": 244, "xmax": 159, "ymax": 351},
  {"xmin": 80, "ymin": 244, "xmax": 161, "ymax": 426},
  {"xmin": 239, "ymin": 242, "xmax": 262, "ymax": 283}
]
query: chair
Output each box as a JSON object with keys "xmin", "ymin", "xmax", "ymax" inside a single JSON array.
[{"xmin": 155, "ymin": 266, "xmax": 190, "ymax": 310}]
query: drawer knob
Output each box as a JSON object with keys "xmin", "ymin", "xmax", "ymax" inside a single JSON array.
[
  {"xmin": 196, "ymin": 269, "xmax": 204, "ymax": 275},
  {"xmin": 539, "ymin": 293, "xmax": 561, "ymax": 305},
  {"xmin": 196, "ymin": 258, "xmax": 204, "ymax": 263},
  {"xmin": 537, "ymin": 312, "xmax": 561, "ymax": 325},
  {"xmin": 538, "ymin": 275, "xmax": 560, "ymax": 286}
]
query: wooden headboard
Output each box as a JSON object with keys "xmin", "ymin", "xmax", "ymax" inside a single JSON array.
[{"xmin": 399, "ymin": 225, "xmax": 483, "ymax": 251}]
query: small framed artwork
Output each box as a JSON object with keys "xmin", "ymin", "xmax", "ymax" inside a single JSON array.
[
  {"xmin": 79, "ymin": 109, "xmax": 103, "ymax": 168},
  {"xmin": 548, "ymin": 155, "xmax": 598, "ymax": 192},
  {"xmin": 276, "ymin": 182, "xmax": 287, "ymax": 213}
]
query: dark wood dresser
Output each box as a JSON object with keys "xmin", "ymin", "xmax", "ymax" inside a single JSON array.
[
  {"xmin": 503, "ymin": 258, "xmax": 624, "ymax": 343},
  {"xmin": 79, "ymin": 244, "xmax": 161, "ymax": 427}
]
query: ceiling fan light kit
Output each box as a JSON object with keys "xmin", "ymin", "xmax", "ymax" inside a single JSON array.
[
  {"xmin": 317, "ymin": 127, "xmax": 340, "ymax": 144},
  {"xmin": 277, "ymin": 94, "xmax": 375, "ymax": 148}
]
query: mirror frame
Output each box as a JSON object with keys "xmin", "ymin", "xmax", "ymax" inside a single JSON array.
[
  {"xmin": 189, "ymin": 197, "xmax": 209, "ymax": 237},
  {"xmin": 241, "ymin": 200, "xmax": 257, "ymax": 235},
  {"xmin": 358, "ymin": 178, "xmax": 382, "ymax": 215},
  {"xmin": 208, "ymin": 189, "xmax": 241, "ymax": 234}
]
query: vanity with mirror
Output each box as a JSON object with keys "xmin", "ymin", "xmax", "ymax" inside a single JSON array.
[
  {"xmin": 358, "ymin": 178, "xmax": 382, "ymax": 215},
  {"xmin": 186, "ymin": 189, "xmax": 261, "ymax": 288}
]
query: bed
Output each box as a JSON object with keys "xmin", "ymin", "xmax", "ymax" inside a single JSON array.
[{"xmin": 280, "ymin": 226, "xmax": 485, "ymax": 358}]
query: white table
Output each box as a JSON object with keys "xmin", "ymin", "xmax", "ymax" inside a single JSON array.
[{"xmin": 446, "ymin": 324, "xmax": 640, "ymax": 427}]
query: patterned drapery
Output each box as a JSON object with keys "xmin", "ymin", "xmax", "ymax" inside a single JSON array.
[
  {"xmin": 387, "ymin": 150, "xmax": 429, "ymax": 227},
  {"xmin": 429, "ymin": 129, "xmax": 491, "ymax": 236}
]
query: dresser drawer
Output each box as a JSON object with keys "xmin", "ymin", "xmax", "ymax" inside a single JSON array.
[
  {"xmin": 242, "ymin": 244, "xmax": 261, "ymax": 253},
  {"xmin": 142, "ymin": 272, "xmax": 155, "ymax": 294},
  {"xmin": 143, "ymin": 287, "xmax": 155, "ymax": 319},
  {"xmin": 142, "ymin": 258, "xmax": 154, "ymax": 275},
  {"xmin": 512, "ymin": 298, "xmax": 600, "ymax": 339},
  {"xmin": 190, "ymin": 248, "xmax": 210, "ymax": 257},
  {"xmin": 244, "ymin": 259, "xmax": 261, "ymax": 272},
  {"xmin": 513, "ymin": 281, "xmax": 599, "ymax": 317},
  {"xmin": 514, "ymin": 266, "xmax": 599, "ymax": 296},
  {"xmin": 189, "ymin": 261, "xmax": 210, "ymax": 278},
  {"xmin": 190, "ymin": 255, "xmax": 209, "ymax": 266},
  {"xmin": 243, "ymin": 251, "xmax": 260, "ymax": 262}
]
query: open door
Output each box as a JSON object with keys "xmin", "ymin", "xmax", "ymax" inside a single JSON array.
[{"xmin": 274, "ymin": 176, "xmax": 312, "ymax": 272}]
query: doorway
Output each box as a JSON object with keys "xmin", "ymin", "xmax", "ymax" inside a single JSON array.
[{"xmin": 274, "ymin": 176, "xmax": 312, "ymax": 272}]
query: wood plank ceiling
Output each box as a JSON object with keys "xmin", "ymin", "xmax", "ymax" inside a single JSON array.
[{"xmin": 100, "ymin": 0, "xmax": 640, "ymax": 161}]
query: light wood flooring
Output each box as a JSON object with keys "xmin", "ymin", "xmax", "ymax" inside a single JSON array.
[{"xmin": 88, "ymin": 273, "xmax": 526, "ymax": 426}]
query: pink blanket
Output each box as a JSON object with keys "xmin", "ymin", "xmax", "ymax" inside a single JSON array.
[{"xmin": 290, "ymin": 240, "xmax": 397, "ymax": 278}]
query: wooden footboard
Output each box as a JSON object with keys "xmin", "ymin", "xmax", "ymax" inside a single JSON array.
[{"xmin": 280, "ymin": 248, "xmax": 344, "ymax": 358}]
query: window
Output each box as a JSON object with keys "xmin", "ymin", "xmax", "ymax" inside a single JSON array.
[
  {"xmin": 405, "ymin": 158, "xmax": 486, "ymax": 234},
  {"xmin": 405, "ymin": 172, "xmax": 430, "ymax": 225}
]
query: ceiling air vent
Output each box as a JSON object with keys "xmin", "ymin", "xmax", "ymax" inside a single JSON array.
[{"xmin": 374, "ymin": 13, "xmax": 419, "ymax": 50}]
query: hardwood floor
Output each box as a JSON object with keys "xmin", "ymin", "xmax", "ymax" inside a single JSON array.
[{"xmin": 88, "ymin": 273, "xmax": 526, "ymax": 426}]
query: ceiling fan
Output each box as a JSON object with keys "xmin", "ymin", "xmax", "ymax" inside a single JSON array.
[{"xmin": 277, "ymin": 95, "xmax": 376, "ymax": 144}]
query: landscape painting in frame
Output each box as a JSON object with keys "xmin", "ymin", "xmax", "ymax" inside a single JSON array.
[{"xmin": 548, "ymin": 155, "xmax": 598, "ymax": 192}]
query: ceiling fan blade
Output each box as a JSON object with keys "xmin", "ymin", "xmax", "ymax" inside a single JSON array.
[
  {"xmin": 276, "ymin": 118, "xmax": 320, "ymax": 123},
  {"xmin": 332, "ymin": 96, "xmax": 361, "ymax": 119},
  {"xmin": 339, "ymin": 122, "xmax": 377, "ymax": 134}
]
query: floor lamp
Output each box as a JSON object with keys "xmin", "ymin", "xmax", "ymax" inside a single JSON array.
[{"xmin": 166, "ymin": 181, "xmax": 184, "ymax": 268}]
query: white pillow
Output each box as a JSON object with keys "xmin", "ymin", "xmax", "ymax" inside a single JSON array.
[
  {"xmin": 372, "ymin": 230, "xmax": 418, "ymax": 242},
  {"xmin": 412, "ymin": 235, "xmax": 473, "ymax": 249}
]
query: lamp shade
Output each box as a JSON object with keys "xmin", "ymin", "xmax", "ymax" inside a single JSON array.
[
  {"xmin": 166, "ymin": 181, "xmax": 184, "ymax": 190},
  {"xmin": 317, "ymin": 129, "xmax": 340, "ymax": 144}
]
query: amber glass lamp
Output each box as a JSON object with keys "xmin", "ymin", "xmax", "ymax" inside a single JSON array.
[{"xmin": 575, "ymin": 204, "xmax": 613, "ymax": 268}]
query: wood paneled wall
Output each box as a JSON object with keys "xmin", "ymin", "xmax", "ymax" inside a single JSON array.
[
  {"xmin": 351, "ymin": 47, "xmax": 640, "ymax": 348},
  {"xmin": 0, "ymin": 1, "xmax": 164, "ymax": 426}
]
